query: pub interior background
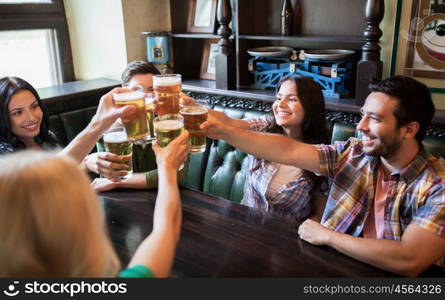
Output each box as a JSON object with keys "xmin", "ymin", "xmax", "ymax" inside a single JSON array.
[{"xmin": 1, "ymin": 0, "xmax": 445, "ymax": 279}]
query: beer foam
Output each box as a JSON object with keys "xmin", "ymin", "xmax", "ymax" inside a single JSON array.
[
  {"xmin": 153, "ymin": 76, "xmax": 181, "ymax": 86},
  {"xmin": 180, "ymin": 106, "xmax": 207, "ymax": 115},
  {"xmin": 103, "ymin": 131, "xmax": 128, "ymax": 143},
  {"xmin": 113, "ymin": 90, "xmax": 144, "ymax": 101},
  {"xmin": 155, "ymin": 120, "xmax": 183, "ymax": 130}
]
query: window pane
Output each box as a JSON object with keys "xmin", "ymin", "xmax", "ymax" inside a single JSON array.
[
  {"xmin": 0, "ymin": 0, "xmax": 52, "ymax": 3},
  {"xmin": 0, "ymin": 29, "xmax": 61, "ymax": 88}
]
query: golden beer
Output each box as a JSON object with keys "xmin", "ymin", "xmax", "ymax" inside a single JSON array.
[
  {"xmin": 145, "ymin": 95, "xmax": 156, "ymax": 141},
  {"xmin": 113, "ymin": 89, "xmax": 148, "ymax": 140},
  {"xmin": 103, "ymin": 131, "xmax": 133, "ymax": 179},
  {"xmin": 179, "ymin": 105, "xmax": 208, "ymax": 153},
  {"xmin": 153, "ymin": 74, "xmax": 181, "ymax": 115},
  {"xmin": 154, "ymin": 116, "xmax": 184, "ymax": 148}
]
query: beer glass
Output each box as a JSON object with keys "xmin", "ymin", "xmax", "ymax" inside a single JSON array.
[
  {"xmin": 153, "ymin": 114, "xmax": 184, "ymax": 148},
  {"xmin": 145, "ymin": 93, "xmax": 156, "ymax": 142},
  {"xmin": 103, "ymin": 125, "xmax": 134, "ymax": 180},
  {"xmin": 179, "ymin": 103, "xmax": 208, "ymax": 153},
  {"xmin": 113, "ymin": 86, "xmax": 148, "ymax": 140},
  {"xmin": 153, "ymin": 74, "xmax": 181, "ymax": 115}
]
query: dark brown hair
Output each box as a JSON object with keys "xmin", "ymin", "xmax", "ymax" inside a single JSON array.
[
  {"xmin": 0, "ymin": 76, "xmax": 57, "ymax": 150},
  {"xmin": 252, "ymin": 74, "xmax": 330, "ymax": 196},
  {"xmin": 121, "ymin": 61, "xmax": 160, "ymax": 86},
  {"xmin": 368, "ymin": 75, "xmax": 434, "ymax": 143}
]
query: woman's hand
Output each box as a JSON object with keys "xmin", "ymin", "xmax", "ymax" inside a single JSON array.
[
  {"xmin": 200, "ymin": 110, "xmax": 230, "ymax": 140},
  {"xmin": 179, "ymin": 93, "xmax": 197, "ymax": 106},
  {"xmin": 91, "ymin": 87, "xmax": 136, "ymax": 131},
  {"xmin": 83, "ymin": 152, "xmax": 130, "ymax": 180},
  {"xmin": 91, "ymin": 178, "xmax": 119, "ymax": 193},
  {"xmin": 152, "ymin": 131, "xmax": 190, "ymax": 171}
]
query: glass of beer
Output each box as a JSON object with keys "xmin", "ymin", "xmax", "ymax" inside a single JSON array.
[
  {"xmin": 153, "ymin": 74, "xmax": 181, "ymax": 115},
  {"xmin": 103, "ymin": 125, "xmax": 134, "ymax": 180},
  {"xmin": 144, "ymin": 93, "xmax": 156, "ymax": 142},
  {"xmin": 179, "ymin": 103, "xmax": 208, "ymax": 153},
  {"xmin": 153, "ymin": 114, "xmax": 184, "ymax": 147},
  {"xmin": 112, "ymin": 86, "xmax": 148, "ymax": 140},
  {"xmin": 153, "ymin": 114, "xmax": 185, "ymax": 170}
]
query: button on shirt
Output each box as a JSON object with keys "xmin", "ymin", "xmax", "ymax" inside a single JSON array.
[
  {"xmin": 316, "ymin": 138, "xmax": 445, "ymax": 244},
  {"xmin": 241, "ymin": 115, "xmax": 323, "ymax": 220}
]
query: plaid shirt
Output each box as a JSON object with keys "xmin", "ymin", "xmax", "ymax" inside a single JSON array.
[
  {"xmin": 241, "ymin": 115, "xmax": 322, "ymax": 220},
  {"xmin": 316, "ymin": 138, "xmax": 445, "ymax": 242}
]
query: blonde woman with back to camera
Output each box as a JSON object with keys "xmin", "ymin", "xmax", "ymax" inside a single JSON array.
[{"xmin": 0, "ymin": 130, "xmax": 189, "ymax": 277}]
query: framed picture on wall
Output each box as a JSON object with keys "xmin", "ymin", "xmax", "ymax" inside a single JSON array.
[
  {"xmin": 187, "ymin": 0, "xmax": 217, "ymax": 33},
  {"xmin": 200, "ymin": 39, "xmax": 219, "ymax": 80},
  {"xmin": 404, "ymin": 0, "xmax": 445, "ymax": 79}
]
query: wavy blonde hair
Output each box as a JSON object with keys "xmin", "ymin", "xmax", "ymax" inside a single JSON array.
[{"xmin": 0, "ymin": 151, "xmax": 120, "ymax": 277}]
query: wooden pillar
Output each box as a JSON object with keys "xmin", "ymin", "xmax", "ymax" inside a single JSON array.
[
  {"xmin": 215, "ymin": 0, "xmax": 236, "ymax": 90},
  {"xmin": 355, "ymin": 0, "xmax": 385, "ymax": 106}
]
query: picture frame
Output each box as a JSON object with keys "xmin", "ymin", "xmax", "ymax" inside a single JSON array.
[
  {"xmin": 403, "ymin": 0, "xmax": 445, "ymax": 79},
  {"xmin": 200, "ymin": 39, "xmax": 219, "ymax": 80},
  {"xmin": 187, "ymin": 0, "xmax": 217, "ymax": 33}
]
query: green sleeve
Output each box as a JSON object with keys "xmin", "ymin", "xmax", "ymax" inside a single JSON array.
[
  {"xmin": 118, "ymin": 265, "xmax": 154, "ymax": 278},
  {"xmin": 144, "ymin": 159, "xmax": 189, "ymax": 189}
]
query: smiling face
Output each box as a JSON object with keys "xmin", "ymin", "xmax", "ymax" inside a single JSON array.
[
  {"xmin": 356, "ymin": 92, "xmax": 404, "ymax": 158},
  {"xmin": 272, "ymin": 80, "xmax": 305, "ymax": 130},
  {"xmin": 8, "ymin": 90, "xmax": 43, "ymax": 143}
]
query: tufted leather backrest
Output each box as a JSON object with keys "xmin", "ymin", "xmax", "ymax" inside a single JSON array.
[
  {"xmin": 202, "ymin": 105, "xmax": 264, "ymax": 202},
  {"xmin": 59, "ymin": 106, "xmax": 98, "ymax": 144}
]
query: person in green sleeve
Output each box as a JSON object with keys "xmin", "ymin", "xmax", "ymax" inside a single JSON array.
[
  {"xmin": 0, "ymin": 131, "xmax": 189, "ymax": 277},
  {"xmin": 86, "ymin": 60, "xmax": 194, "ymax": 192}
]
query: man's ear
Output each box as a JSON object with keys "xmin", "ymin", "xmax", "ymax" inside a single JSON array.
[{"xmin": 402, "ymin": 121, "xmax": 420, "ymax": 139}]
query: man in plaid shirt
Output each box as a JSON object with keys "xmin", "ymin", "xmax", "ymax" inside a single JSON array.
[{"xmin": 202, "ymin": 76, "xmax": 445, "ymax": 276}]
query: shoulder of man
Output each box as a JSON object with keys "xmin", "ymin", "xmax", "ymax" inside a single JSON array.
[{"xmin": 424, "ymin": 154, "xmax": 445, "ymax": 182}]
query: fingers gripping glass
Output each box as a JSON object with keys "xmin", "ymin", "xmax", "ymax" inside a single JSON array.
[
  {"xmin": 153, "ymin": 114, "xmax": 186, "ymax": 170},
  {"xmin": 112, "ymin": 86, "xmax": 148, "ymax": 141},
  {"xmin": 102, "ymin": 124, "xmax": 134, "ymax": 180}
]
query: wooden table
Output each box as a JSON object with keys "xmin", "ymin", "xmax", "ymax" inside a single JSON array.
[{"xmin": 100, "ymin": 188, "xmax": 392, "ymax": 277}]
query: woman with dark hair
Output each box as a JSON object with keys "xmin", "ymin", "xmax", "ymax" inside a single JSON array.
[
  {"xmin": 0, "ymin": 76, "xmax": 135, "ymax": 164},
  {"xmin": 0, "ymin": 76, "xmax": 58, "ymax": 153},
  {"xmin": 209, "ymin": 74, "xmax": 330, "ymax": 221}
]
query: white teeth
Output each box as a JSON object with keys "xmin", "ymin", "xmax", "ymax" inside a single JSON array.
[{"xmin": 362, "ymin": 136, "xmax": 373, "ymax": 142}]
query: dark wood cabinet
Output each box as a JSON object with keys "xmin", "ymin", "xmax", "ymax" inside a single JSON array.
[{"xmin": 169, "ymin": 0, "xmax": 384, "ymax": 106}]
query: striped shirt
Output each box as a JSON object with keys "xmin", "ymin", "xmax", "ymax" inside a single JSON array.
[
  {"xmin": 241, "ymin": 115, "xmax": 326, "ymax": 220},
  {"xmin": 316, "ymin": 138, "xmax": 445, "ymax": 243}
]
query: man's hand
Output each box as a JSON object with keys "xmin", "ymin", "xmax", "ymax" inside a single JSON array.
[
  {"xmin": 152, "ymin": 131, "xmax": 190, "ymax": 171},
  {"xmin": 298, "ymin": 219, "xmax": 333, "ymax": 246},
  {"xmin": 91, "ymin": 178, "xmax": 119, "ymax": 193},
  {"xmin": 91, "ymin": 87, "xmax": 136, "ymax": 131},
  {"xmin": 83, "ymin": 152, "xmax": 130, "ymax": 180}
]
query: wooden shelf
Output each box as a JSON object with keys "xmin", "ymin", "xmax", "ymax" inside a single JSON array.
[
  {"xmin": 238, "ymin": 34, "xmax": 365, "ymax": 45},
  {"xmin": 182, "ymin": 79, "xmax": 359, "ymax": 110},
  {"xmin": 172, "ymin": 33, "xmax": 233, "ymax": 39},
  {"xmin": 182, "ymin": 78, "xmax": 445, "ymax": 125}
]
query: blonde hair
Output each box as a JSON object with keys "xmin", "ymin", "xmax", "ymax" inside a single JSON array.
[{"xmin": 0, "ymin": 151, "xmax": 120, "ymax": 277}]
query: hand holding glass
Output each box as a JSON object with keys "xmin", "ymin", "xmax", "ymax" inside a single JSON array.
[
  {"xmin": 112, "ymin": 86, "xmax": 148, "ymax": 140},
  {"xmin": 179, "ymin": 103, "xmax": 208, "ymax": 153},
  {"xmin": 102, "ymin": 125, "xmax": 134, "ymax": 180}
]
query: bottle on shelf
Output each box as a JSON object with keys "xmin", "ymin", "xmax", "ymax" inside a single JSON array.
[{"xmin": 281, "ymin": 0, "xmax": 293, "ymax": 35}]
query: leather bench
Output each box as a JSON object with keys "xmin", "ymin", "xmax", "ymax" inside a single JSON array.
[{"xmin": 47, "ymin": 104, "xmax": 445, "ymax": 202}]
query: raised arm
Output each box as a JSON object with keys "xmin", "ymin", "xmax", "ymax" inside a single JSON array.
[
  {"xmin": 59, "ymin": 87, "xmax": 134, "ymax": 163},
  {"xmin": 126, "ymin": 131, "xmax": 189, "ymax": 277},
  {"xmin": 201, "ymin": 114, "xmax": 321, "ymax": 173}
]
